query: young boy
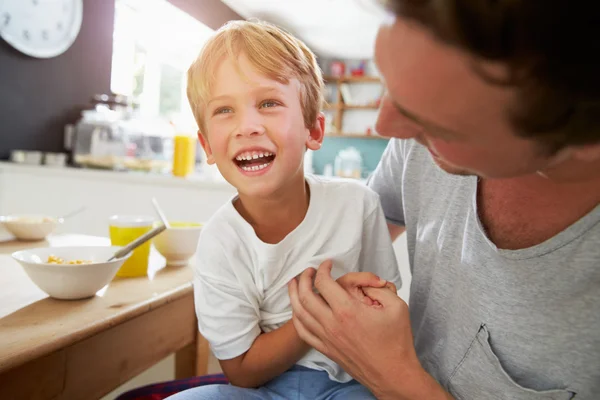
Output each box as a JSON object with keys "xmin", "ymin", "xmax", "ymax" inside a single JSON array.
[{"xmin": 169, "ymin": 20, "xmax": 401, "ymax": 400}]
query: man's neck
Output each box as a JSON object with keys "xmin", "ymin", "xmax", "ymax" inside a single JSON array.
[
  {"xmin": 478, "ymin": 166, "xmax": 600, "ymax": 249},
  {"xmin": 234, "ymin": 175, "xmax": 310, "ymax": 244}
]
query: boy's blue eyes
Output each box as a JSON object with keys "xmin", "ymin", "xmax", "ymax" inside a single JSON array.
[
  {"xmin": 213, "ymin": 101, "xmax": 279, "ymax": 115},
  {"xmin": 261, "ymin": 101, "xmax": 278, "ymax": 108}
]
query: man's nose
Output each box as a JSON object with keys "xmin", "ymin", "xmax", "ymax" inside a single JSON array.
[{"xmin": 375, "ymin": 97, "xmax": 422, "ymax": 140}]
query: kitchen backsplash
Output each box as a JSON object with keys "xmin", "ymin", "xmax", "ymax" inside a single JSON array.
[{"xmin": 312, "ymin": 136, "xmax": 389, "ymax": 178}]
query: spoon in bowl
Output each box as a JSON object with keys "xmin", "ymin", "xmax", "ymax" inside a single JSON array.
[
  {"xmin": 151, "ymin": 198, "xmax": 170, "ymax": 229},
  {"xmin": 107, "ymin": 223, "xmax": 167, "ymax": 262},
  {"xmin": 57, "ymin": 206, "xmax": 86, "ymax": 223}
]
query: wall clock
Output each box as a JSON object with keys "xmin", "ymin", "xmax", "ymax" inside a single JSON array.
[{"xmin": 0, "ymin": 0, "xmax": 83, "ymax": 58}]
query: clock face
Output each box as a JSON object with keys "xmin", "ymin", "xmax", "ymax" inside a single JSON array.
[{"xmin": 0, "ymin": 0, "xmax": 83, "ymax": 58}]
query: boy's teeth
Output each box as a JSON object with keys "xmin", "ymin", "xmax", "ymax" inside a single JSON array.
[
  {"xmin": 235, "ymin": 151, "xmax": 274, "ymax": 161},
  {"xmin": 241, "ymin": 162, "xmax": 270, "ymax": 172}
]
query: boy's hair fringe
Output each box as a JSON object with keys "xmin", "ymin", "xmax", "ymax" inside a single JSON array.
[{"xmin": 187, "ymin": 20, "xmax": 324, "ymax": 135}]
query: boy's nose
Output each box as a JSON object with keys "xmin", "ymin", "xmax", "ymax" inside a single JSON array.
[{"xmin": 236, "ymin": 110, "xmax": 265, "ymax": 138}]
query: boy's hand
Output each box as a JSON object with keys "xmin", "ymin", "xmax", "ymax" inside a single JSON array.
[{"xmin": 332, "ymin": 260, "xmax": 397, "ymax": 307}]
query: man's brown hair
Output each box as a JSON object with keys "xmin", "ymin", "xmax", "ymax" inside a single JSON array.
[{"xmin": 384, "ymin": 0, "xmax": 600, "ymax": 151}]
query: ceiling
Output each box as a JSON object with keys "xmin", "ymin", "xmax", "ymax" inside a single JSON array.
[{"xmin": 219, "ymin": 0, "xmax": 391, "ymax": 59}]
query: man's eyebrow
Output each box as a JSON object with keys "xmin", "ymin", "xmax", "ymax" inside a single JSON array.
[{"xmin": 392, "ymin": 100, "xmax": 464, "ymax": 139}]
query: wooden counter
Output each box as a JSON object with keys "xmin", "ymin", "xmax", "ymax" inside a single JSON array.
[{"xmin": 0, "ymin": 234, "xmax": 207, "ymax": 400}]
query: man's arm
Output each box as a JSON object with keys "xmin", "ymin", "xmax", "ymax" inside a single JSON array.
[{"xmin": 219, "ymin": 320, "xmax": 310, "ymax": 388}]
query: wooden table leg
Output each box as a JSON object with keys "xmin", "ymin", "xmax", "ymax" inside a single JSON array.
[
  {"xmin": 175, "ymin": 331, "xmax": 209, "ymax": 379},
  {"xmin": 0, "ymin": 351, "xmax": 66, "ymax": 400}
]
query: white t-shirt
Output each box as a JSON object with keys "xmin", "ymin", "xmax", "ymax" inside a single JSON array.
[{"xmin": 193, "ymin": 174, "xmax": 401, "ymax": 382}]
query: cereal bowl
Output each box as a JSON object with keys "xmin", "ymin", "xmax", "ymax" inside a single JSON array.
[
  {"xmin": 12, "ymin": 246, "xmax": 131, "ymax": 300},
  {"xmin": 153, "ymin": 222, "xmax": 202, "ymax": 267},
  {"xmin": 0, "ymin": 214, "xmax": 59, "ymax": 241}
]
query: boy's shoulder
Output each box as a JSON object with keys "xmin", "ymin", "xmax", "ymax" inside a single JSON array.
[
  {"xmin": 198, "ymin": 197, "xmax": 246, "ymax": 248},
  {"xmin": 307, "ymin": 174, "xmax": 380, "ymax": 208}
]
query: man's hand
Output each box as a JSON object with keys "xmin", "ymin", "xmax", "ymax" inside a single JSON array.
[
  {"xmin": 288, "ymin": 260, "xmax": 452, "ymax": 400},
  {"xmin": 336, "ymin": 270, "xmax": 397, "ymax": 307}
]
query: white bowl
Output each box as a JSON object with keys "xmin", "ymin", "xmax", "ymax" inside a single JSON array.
[
  {"xmin": 153, "ymin": 222, "xmax": 202, "ymax": 267},
  {"xmin": 12, "ymin": 246, "xmax": 131, "ymax": 300},
  {"xmin": 0, "ymin": 214, "xmax": 59, "ymax": 241}
]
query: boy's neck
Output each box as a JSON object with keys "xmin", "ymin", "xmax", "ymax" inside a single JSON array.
[{"xmin": 234, "ymin": 175, "xmax": 310, "ymax": 244}]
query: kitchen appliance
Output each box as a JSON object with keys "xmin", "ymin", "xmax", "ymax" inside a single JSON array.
[
  {"xmin": 65, "ymin": 94, "xmax": 174, "ymax": 172},
  {"xmin": 65, "ymin": 94, "xmax": 129, "ymax": 170}
]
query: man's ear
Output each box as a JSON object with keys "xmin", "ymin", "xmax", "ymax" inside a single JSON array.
[
  {"xmin": 197, "ymin": 131, "xmax": 215, "ymax": 164},
  {"xmin": 306, "ymin": 112, "xmax": 325, "ymax": 151}
]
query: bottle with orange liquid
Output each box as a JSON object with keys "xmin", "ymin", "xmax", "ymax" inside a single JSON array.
[{"xmin": 172, "ymin": 134, "xmax": 196, "ymax": 177}]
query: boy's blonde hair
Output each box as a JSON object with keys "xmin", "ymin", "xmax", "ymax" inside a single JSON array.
[{"xmin": 187, "ymin": 20, "xmax": 323, "ymax": 134}]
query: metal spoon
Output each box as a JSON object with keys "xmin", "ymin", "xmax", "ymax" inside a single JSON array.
[
  {"xmin": 107, "ymin": 224, "xmax": 167, "ymax": 262},
  {"xmin": 57, "ymin": 206, "xmax": 86, "ymax": 223},
  {"xmin": 151, "ymin": 198, "xmax": 170, "ymax": 229}
]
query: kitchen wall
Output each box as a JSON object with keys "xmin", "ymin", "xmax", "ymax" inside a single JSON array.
[
  {"xmin": 314, "ymin": 136, "xmax": 389, "ymax": 177},
  {"xmin": 0, "ymin": 0, "xmax": 114, "ymax": 160},
  {"xmin": 315, "ymin": 58, "xmax": 389, "ymax": 176},
  {"xmin": 167, "ymin": 0, "xmax": 242, "ymax": 30},
  {"xmin": 0, "ymin": 0, "xmax": 241, "ymax": 160}
]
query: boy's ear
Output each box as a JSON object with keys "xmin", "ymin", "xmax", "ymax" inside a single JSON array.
[
  {"xmin": 197, "ymin": 130, "xmax": 216, "ymax": 164},
  {"xmin": 306, "ymin": 112, "xmax": 325, "ymax": 151}
]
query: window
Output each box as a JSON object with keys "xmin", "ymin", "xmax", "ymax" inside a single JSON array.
[{"xmin": 110, "ymin": 0, "xmax": 213, "ymax": 132}]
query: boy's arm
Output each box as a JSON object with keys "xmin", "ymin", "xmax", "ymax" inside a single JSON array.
[
  {"xmin": 194, "ymin": 232, "xmax": 309, "ymax": 389},
  {"xmin": 219, "ymin": 319, "xmax": 310, "ymax": 388},
  {"xmin": 358, "ymin": 198, "xmax": 403, "ymax": 289}
]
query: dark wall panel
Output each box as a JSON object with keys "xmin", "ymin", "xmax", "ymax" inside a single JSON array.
[{"xmin": 0, "ymin": 0, "xmax": 241, "ymax": 159}]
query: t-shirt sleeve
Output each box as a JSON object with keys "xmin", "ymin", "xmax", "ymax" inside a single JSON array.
[
  {"xmin": 367, "ymin": 138, "xmax": 406, "ymax": 227},
  {"xmin": 193, "ymin": 235, "xmax": 261, "ymax": 360},
  {"xmin": 359, "ymin": 195, "xmax": 403, "ymax": 290}
]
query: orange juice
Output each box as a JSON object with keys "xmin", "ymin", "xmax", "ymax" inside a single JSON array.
[
  {"xmin": 109, "ymin": 215, "xmax": 154, "ymax": 277},
  {"xmin": 172, "ymin": 135, "xmax": 196, "ymax": 177}
]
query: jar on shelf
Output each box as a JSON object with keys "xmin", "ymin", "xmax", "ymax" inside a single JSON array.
[{"xmin": 334, "ymin": 147, "xmax": 362, "ymax": 179}]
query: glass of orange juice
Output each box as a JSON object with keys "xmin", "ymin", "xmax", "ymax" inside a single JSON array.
[{"xmin": 109, "ymin": 215, "xmax": 155, "ymax": 277}]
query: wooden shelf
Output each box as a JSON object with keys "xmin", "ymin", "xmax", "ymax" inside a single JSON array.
[
  {"xmin": 323, "ymin": 104, "xmax": 379, "ymax": 111},
  {"xmin": 324, "ymin": 75, "xmax": 382, "ymax": 83},
  {"xmin": 325, "ymin": 133, "xmax": 388, "ymax": 140},
  {"xmin": 323, "ymin": 74, "xmax": 383, "ymax": 135},
  {"xmin": 343, "ymin": 104, "xmax": 379, "ymax": 110}
]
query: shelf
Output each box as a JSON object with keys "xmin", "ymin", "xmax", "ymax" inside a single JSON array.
[
  {"xmin": 325, "ymin": 133, "xmax": 388, "ymax": 140},
  {"xmin": 323, "ymin": 75, "xmax": 382, "ymax": 83},
  {"xmin": 343, "ymin": 104, "xmax": 379, "ymax": 110},
  {"xmin": 323, "ymin": 104, "xmax": 379, "ymax": 111}
]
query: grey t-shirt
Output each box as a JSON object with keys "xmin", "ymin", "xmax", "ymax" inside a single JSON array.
[{"xmin": 368, "ymin": 139, "xmax": 600, "ymax": 400}]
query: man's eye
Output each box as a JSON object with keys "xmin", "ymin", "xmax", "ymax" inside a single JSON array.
[{"xmin": 260, "ymin": 101, "xmax": 279, "ymax": 109}]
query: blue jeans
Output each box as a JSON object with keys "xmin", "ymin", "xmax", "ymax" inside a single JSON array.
[{"xmin": 166, "ymin": 366, "xmax": 376, "ymax": 399}]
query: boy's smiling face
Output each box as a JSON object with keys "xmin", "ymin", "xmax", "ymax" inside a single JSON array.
[{"xmin": 199, "ymin": 53, "xmax": 324, "ymax": 198}]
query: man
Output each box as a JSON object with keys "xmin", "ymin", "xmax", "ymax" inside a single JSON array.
[{"xmin": 289, "ymin": 1, "xmax": 600, "ymax": 399}]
